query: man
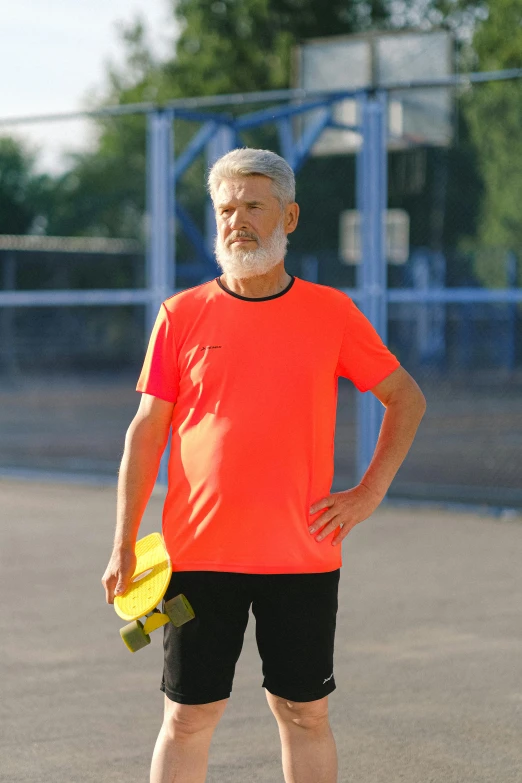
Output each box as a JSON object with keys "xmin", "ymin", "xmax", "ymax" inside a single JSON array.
[{"xmin": 101, "ymin": 147, "xmax": 426, "ymax": 783}]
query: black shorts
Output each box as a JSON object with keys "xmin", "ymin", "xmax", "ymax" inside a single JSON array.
[{"xmin": 160, "ymin": 569, "xmax": 341, "ymax": 705}]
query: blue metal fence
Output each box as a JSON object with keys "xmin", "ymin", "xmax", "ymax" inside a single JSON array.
[{"xmin": 1, "ymin": 68, "xmax": 522, "ymax": 495}]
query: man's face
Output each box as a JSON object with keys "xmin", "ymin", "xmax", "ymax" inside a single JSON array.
[{"xmin": 213, "ymin": 175, "xmax": 299, "ymax": 278}]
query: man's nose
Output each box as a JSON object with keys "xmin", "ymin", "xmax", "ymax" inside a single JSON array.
[{"xmin": 228, "ymin": 208, "xmax": 249, "ymax": 229}]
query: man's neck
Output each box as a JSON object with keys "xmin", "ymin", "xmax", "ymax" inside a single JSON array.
[{"xmin": 219, "ymin": 266, "xmax": 292, "ymax": 299}]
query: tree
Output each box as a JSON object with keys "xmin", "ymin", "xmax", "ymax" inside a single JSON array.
[
  {"xmin": 44, "ymin": 21, "xmax": 159, "ymax": 240},
  {"xmin": 0, "ymin": 137, "xmax": 48, "ymax": 235},
  {"xmin": 168, "ymin": 0, "xmax": 392, "ymax": 96},
  {"xmin": 461, "ymin": 0, "xmax": 522, "ymax": 285}
]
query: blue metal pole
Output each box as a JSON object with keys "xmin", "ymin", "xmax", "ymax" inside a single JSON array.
[
  {"xmin": 506, "ymin": 250, "xmax": 517, "ymax": 372},
  {"xmin": 205, "ymin": 124, "xmax": 238, "ymax": 263},
  {"xmin": 146, "ymin": 110, "xmax": 175, "ymax": 331},
  {"xmin": 146, "ymin": 109, "xmax": 175, "ymax": 486},
  {"xmin": 356, "ymin": 92, "xmax": 388, "ymax": 484},
  {"xmin": 293, "ymin": 106, "xmax": 332, "ymax": 173},
  {"xmin": 277, "ymin": 117, "xmax": 295, "ymax": 168},
  {"xmin": 174, "ymin": 121, "xmax": 217, "ymax": 183},
  {"xmin": 168, "ymin": 111, "xmax": 176, "ymax": 293}
]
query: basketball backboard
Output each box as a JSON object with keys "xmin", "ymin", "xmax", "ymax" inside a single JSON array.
[
  {"xmin": 293, "ymin": 29, "xmax": 454, "ymax": 154},
  {"xmin": 340, "ymin": 209, "xmax": 410, "ymax": 265}
]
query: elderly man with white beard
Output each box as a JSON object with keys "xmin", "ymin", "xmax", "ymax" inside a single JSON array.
[
  {"xmin": 212, "ymin": 159, "xmax": 294, "ymax": 293},
  {"xmin": 102, "ymin": 147, "xmax": 426, "ymax": 783}
]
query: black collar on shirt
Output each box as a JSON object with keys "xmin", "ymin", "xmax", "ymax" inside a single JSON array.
[{"xmin": 216, "ymin": 275, "xmax": 295, "ymax": 302}]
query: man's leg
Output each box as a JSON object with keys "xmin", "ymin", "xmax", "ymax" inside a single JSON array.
[
  {"xmin": 150, "ymin": 695, "xmax": 228, "ymax": 783},
  {"xmin": 265, "ymin": 692, "xmax": 338, "ymax": 783},
  {"xmin": 155, "ymin": 570, "xmax": 251, "ymax": 781}
]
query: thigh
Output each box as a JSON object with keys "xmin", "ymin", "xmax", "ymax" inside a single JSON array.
[
  {"xmin": 251, "ymin": 570, "xmax": 341, "ymax": 703},
  {"xmin": 161, "ymin": 571, "xmax": 253, "ymax": 705}
]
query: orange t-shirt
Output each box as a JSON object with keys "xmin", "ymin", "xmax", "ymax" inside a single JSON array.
[{"xmin": 136, "ymin": 275, "xmax": 400, "ymax": 574}]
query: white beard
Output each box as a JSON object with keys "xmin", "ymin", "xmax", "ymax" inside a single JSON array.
[{"xmin": 214, "ymin": 219, "xmax": 288, "ymax": 279}]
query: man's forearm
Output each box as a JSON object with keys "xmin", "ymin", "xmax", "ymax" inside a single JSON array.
[
  {"xmin": 360, "ymin": 390, "xmax": 426, "ymax": 500},
  {"xmin": 113, "ymin": 422, "xmax": 168, "ymax": 550}
]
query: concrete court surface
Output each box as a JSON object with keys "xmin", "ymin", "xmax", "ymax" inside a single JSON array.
[{"xmin": 1, "ymin": 478, "xmax": 522, "ymax": 783}]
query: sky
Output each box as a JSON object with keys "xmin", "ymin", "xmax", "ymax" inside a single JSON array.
[{"xmin": 0, "ymin": 0, "xmax": 177, "ymax": 172}]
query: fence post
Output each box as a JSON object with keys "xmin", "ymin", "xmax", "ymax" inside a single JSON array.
[
  {"xmin": 0, "ymin": 252, "xmax": 18, "ymax": 375},
  {"xmin": 205, "ymin": 124, "xmax": 238, "ymax": 261},
  {"xmin": 356, "ymin": 91, "xmax": 388, "ymax": 484},
  {"xmin": 506, "ymin": 250, "xmax": 517, "ymax": 372},
  {"xmin": 146, "ymin": 109, "xmax": 175, "ymax": 487}
]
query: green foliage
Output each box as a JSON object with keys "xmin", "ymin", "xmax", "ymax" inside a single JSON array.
[
  {"xmin": 472, "ymin": 0, "xmax": 522, "ymax": 70},
  {"xmin": 461, "ymin": 0, "xmax": 522, "ymax": 285},
  {"xmin": 43, "ymin": 20, "xmax": 160, "ymax": 239},
  {"xmin": 44, "ymin": 115, "xmax": 148, "ymax": 239},
  {"xmin": 168, "ymin": 0, "xmax": 395, "ymax": 94},
  {"xmin": 0, "ymin": 137, "xmax": 48, "ymax": 235}
]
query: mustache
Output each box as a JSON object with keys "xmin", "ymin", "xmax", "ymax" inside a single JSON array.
[{"xmin": 226, "ymin": 231, "xmax": 259, "ymax": 245}]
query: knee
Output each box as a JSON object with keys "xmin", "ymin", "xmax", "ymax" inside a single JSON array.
[
  {"xmin": 266, "ymin": 692, "xmax": 329, "ymax": 729},
  {"xmin": 163, "ymin": 696, "xmax": 228, "ymax": 737}
]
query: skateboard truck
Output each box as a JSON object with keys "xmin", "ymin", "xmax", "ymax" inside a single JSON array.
[{"xmin": 119, "ymin": 594, "xmax": 195, "ymax": 653}]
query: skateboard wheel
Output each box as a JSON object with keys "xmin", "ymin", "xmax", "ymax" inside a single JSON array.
[
  {"xmin": 164, "ymin": 594, "xmax": 196, "ymax": 627},
  {"xmin": 120, "ymin": 620, "xmax": 151, "ymax": 652}
]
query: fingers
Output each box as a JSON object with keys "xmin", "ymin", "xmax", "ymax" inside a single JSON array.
[
  {"xmin": 101, "ymin": 550, "xmax": 136, "ymax": 605},
  {"xmin": 308, "ymin": 501, "xmax": 337, "ymax": 532},
  {"xmin": 309, "ymin": 509, "xmax": 336, "ymax": 528},
  {"xmin": 310, "ymin": 516, "xmax": 343, "ymax": 542},
  {"xmin": 101, "ymin": 573, "xmax": 118, "ymax": 605},
  {"xmin": 114, "ymin": 572, "xmax": 131, "ymax": 598},
  {"xmin": 309, "ymin": 496, "xmax": 333, "ymax": 515},
  {"xmin": 308, "ymin": 490, "xmax": 359, "ymax": 544},
  {"xmin": 308, "ymin": 495, "xmax": 348, "ymax": 544},
  {"xmin": 331, "ymin": 528, "xmax": 347, "ymax": 546},
  {"xmin": 102, "ymin": 572, "xmax": 129, "ymax": 604}
]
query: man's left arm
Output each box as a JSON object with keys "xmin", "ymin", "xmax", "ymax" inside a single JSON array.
[{"xmin": 308, "ymin": 366, "xmax": 426, "ymax": 545}]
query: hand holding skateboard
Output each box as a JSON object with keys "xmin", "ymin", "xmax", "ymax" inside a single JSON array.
[
  {"xmin": 103, "ymin": 533, "xmax": 195, "ymax": 653},
  {"xmin": 102, "ymin": 545, "xmax": 137, "ymax": 603}
]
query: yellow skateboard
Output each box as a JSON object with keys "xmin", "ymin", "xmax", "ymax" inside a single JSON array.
[{"xmin": 114, "ymin": 532, "xmax": 195, "ymax": 653}]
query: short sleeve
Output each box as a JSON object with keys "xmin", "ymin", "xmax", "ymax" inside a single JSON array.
[
  {"xmin": 336, "ymin": 297, "xmax": 400, "ymax": 392},
  {"xmin": 136, "ymin": 304, "xmax": 179, "ymax": 403}
]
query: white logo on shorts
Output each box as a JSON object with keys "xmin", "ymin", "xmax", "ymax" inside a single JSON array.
[{"xmin": 323, "ymin": 673, "xmax": 334, "ymax": 684}]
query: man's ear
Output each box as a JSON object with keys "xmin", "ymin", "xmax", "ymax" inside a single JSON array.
[{"xmin": 285, "ymin": 202, "xmax": 300, "ymax": 234}]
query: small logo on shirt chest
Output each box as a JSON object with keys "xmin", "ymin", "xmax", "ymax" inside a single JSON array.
[{"xmin": 200, "ymin": 345, "xmax": 222, "ymax": 351}]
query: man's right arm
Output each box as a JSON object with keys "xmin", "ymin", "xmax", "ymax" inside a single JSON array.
[{"xmin": 101, "ymin": 393, "xmax": 174, "ymax": 604}]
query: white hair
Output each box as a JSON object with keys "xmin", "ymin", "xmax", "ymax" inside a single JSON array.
[{"xmin": 207, "ymin": 147, "xmax": 295, "ymax": 207}]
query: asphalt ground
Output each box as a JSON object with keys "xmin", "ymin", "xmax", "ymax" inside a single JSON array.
[{"xmin": 2, "ymin": 478, "xmax": 522, "ymax": 782}]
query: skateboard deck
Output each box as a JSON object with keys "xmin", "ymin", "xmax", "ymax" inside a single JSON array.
[{"xmin": 114, "ymin": 532, "xmax": 195, "ymax": 652}]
